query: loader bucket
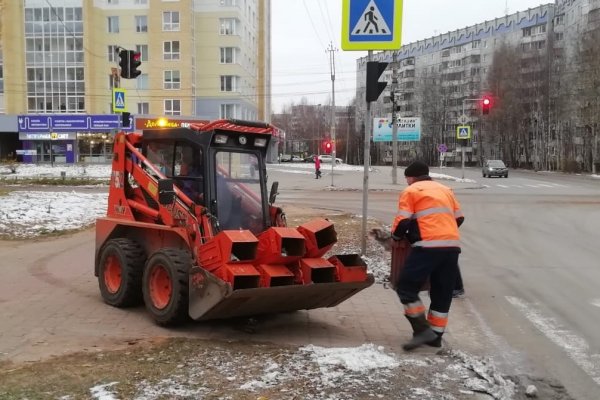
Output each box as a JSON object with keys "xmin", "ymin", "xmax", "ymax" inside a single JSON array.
[
  {"xmin": 188, "ymin": 266, "xmax": 374, "ymax": 321},
  {"xmin": 255, "ymin": 227, "xmax": 306, "ymax": 264}
]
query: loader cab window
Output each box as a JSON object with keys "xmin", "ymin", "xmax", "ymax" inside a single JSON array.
[
  {"xmin": 174, "ymin": 144, "xmax": 204, "ymax": 204},
  {"xmin": 214, "ymin": 151, "xmax": 264, "ymax": 233},
  {"xmin": 145, "ymin": 141, "xmax": 172, "ymax": 176}
]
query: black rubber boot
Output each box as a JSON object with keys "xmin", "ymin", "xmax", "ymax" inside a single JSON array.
[
  {"xmin": 425, "ymin": 332, "xmax": 443, "ymax": 348},
  {"xmin": 403, "ymin": 315, "xmax": 438, "ymax": 351}
]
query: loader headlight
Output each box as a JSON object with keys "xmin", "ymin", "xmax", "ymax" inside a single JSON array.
[
  {"xmin": 254, "ymin": 138, "xmax": 267, "ymax": 147},
  {"xmin": 214, "ymin": 134, "xmax": 228, "ymax": 144},
  {"xmin": 239, "ymin": 135, "xmax": 247, "ymax": 145}
]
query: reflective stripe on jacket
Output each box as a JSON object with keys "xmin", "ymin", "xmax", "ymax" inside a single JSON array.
[{"xmin": 392, "ymin": 180, "xmax": 462, "ymax": 249}]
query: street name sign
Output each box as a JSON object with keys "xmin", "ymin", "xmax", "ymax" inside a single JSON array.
[{"xmin": 342, "ymin": 0, "xmax": 403, "ymax": 50}]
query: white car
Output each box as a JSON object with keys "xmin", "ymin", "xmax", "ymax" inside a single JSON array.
[{"xmin": 319, "ymin": 155, "xmax": 343, "ymax": 164}]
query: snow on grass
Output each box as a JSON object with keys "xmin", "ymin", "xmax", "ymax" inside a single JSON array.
[
  {"xmin": 0, "ymin": 191, "xmax": 107, "ymax": 238},
  {"xmin": 0, "ymin": 163, "xmax": 111, "ymax": 179},
  {"xmin": 90, "ymin": 382, "xmax": 119, "ymax": 400}
]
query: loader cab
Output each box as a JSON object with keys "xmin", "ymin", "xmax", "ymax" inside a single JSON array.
[{"xmin": 141, "ymin": 125, "xmax": 270, "ymax": 235}]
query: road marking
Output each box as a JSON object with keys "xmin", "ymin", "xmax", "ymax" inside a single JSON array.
[
  {"xmin": 497, "ymin": 184, "xmax": 509, "ymax": 188},
  {"xmin": 591, "ymin": 299, "xmax": 600, "ymax": 308},
  {"xmin": 550, "ymin": 183, "xmax": 569, "ymax": 187},
  {"xmin": 537, "ymin": 183, "xmax": 554, "ymax": 188},
  {"xmin": 525, "ymin": 184, "xmax": 540, "ymax": 188},
  {"xmin": 506, "ymin": 296, "xmax": 600, "ymax": 386}
]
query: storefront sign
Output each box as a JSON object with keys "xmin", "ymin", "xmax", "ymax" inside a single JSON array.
[
  {"xmin": 18, "ymin": 114, "xmax": 134, "ymax": 132},
  {"xmin": 16, "ymin": 149, "xmax": 38, "ymax": 155},
  {"xmin": 135, "ymin": 117, "xmax": 209, "ymax": 130},
  {"xmin": 19, "ymin": 132, "xmax": 77, "ymax": 140}
]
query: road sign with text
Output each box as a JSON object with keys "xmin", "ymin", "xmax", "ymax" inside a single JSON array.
[{"xmin": 342, "ymin": 0, "xmax": 403, "ymax": 50}]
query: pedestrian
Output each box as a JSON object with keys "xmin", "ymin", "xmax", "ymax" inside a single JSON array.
[
  {"xmin": 391, "ymin": 160, "xmax": 464, "ymax": 351},
  {"xmin": 314, "ymin": 155, "xmax": 322, "ymax": 179}
]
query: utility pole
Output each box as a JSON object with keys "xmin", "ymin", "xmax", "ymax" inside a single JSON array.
[
  {"xmin": 391, "ymin": 50, "xmax": 399, "ymax": 184},
  {"xmin": 327, "ymin": 42, "xmax": 338, "ymax": 186}
]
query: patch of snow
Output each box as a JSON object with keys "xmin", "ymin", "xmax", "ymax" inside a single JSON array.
[
  {"xmin": 0, "ymin": 191, "xmax": 107, "ymax": 238},
  {"xmin": 300, "ymin": 343, "xmax": 399, "ymax": 372},
  {"xmin": 1, "ymin": 163, "xmax": 111, "ymax": 179},
  {"xmin": 90, "ymin": 382, "xmax": 119, "ymax": 400}
]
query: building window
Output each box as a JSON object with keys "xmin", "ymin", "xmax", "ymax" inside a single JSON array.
[
  {"xmin": 108, "ymin": 16, "xmax": 119, "ymax": 33},
  {"xmin": 164, "ymin": 70, "xmax": 181, "ymax": 89},
  {"xmin": 163, "ymin": 41, "xmax": 180, "ymax": 60},
  {"xmin": 163, "ymin": 11, "xmax": 180, "ymax": 31},
  {"xmin": 108, "ymin": 45, "xmax": 118, "ymax": 62},
  {"xmin": 220, "ymin": 75, "xmax": 238, "ymax": 92},
  {"xmin": 220, "ymin": 47, "xmax": 236, "ymax": 64},
  {"xmin": 220, "ymin": 18, "xmax": 237, "ymax": 35},
  {"xmin": 220, "ymin": 0, "xmax": 237, "ymax": 5},
  {"xmin": 220, "ymin": 103, "xmax": 238, "ymax": 119},
  {"xmin": 135, "ymin": 0, "xmax": 148, "ymax": 4},
  {"xmin": 138, "ymin": 102, "xmax": 149, "ymax": 114},
  {"xmin": 165, "ymin": 99, "xmax": 181, "ymax": 115},
  {"xmin": 136, "ymin": 44, "xmax": 149, "ymax": 61},
  {"xmin": 135, "ymin": 16, "xmax": 148, "ymax": 32},
  {"xmin": 136, "ymin": 73, "xmax": 149, "ymax": 90}
]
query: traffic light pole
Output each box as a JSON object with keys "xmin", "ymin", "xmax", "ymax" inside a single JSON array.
[
  {"xmin": 461, "ymin": 97, "xmax": 484, "ymax": 179},
  {"xmin": 361, "ymin": 51, "xmax": 373, "ymax": 255},
  {"xmin": 391, "ymin": 51, "xmax": 398, "ymax": 185},
  {"xmin": 327, "ymin": 42, "xmax": 338, "ymax": 187}
]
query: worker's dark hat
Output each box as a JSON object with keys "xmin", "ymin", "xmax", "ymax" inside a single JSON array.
[{"xmin": 404, "ymin": 161, "xmax": 429, "ymax": 177}]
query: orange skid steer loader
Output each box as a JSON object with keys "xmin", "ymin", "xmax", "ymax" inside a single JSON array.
[{"xmin": 95, "ymin": 119, "xmax": 374, "ymax": 325}]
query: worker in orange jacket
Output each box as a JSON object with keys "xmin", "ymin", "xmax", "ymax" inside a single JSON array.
[{"xmin": 392, "ymin": 160, "xmax": 464, "ymax": 351}]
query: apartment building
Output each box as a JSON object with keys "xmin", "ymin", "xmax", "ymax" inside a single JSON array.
[
  {"xmin": 356, "ymin": 1, "xmax": 600, "ymax": 171},
  {"xmin": 0, "ymin": 0, "xmax": 271, "ymax": 163}
]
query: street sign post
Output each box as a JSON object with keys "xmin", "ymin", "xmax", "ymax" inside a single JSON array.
[{"xmin": 342, "ymin": 0, "xmax": 403, "ymax": 51}]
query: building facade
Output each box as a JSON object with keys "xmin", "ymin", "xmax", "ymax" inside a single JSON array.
[
  {"xmin": 356, "ymin": 1, "xmax": 599, "ymax": 171},
  {"xmin": 0, "ymin": 0, "xmax": 271, "ymax": 163}
]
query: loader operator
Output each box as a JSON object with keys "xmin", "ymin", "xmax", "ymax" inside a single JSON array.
[
  {"xmin": 177, "ymin": 147, "xmax": 204, "ymax": 204},
  {"xmin": 391, "ymin": 160, "xmax": 464, "ymax": 351}
]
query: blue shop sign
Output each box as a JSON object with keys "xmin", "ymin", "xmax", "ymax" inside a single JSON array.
[{"xmin": 18, "ymin": 114, "xmax": 133, "ymax": 132}]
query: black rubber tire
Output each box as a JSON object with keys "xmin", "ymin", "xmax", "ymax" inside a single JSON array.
[
  {"xmin": 142, "ymin": 249, "xmax": 191, "ymax": 326},
  {"xmin": 98, "ymin": 238, "xmax": 145, "ymax": 307}
]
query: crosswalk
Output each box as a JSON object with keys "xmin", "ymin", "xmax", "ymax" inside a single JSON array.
[{"xmin": 482, "ymin": 181, "xmax": 569, "ymax": 190}]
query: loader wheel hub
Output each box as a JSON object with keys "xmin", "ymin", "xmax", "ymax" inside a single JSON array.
[
  {"xmin": 104, "ymin": 255, "xmax": 122, "ymax": 294},
  {"xmin": 149, "ymin": 265, "xmax": 172, "ymax": 309}
]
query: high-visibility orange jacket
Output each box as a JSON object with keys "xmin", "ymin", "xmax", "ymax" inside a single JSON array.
[{"xmin": 392, "ymin": 178, "xmax": 464, "ymax": 249}]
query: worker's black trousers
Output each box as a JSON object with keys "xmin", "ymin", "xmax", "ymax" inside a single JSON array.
[{"xmin": 396, "ymin": 248, "xmax": 460, "ymax": 315}]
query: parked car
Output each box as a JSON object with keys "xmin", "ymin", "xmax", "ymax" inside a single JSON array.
[
  {"xmin": 291, "ymin": 155, "xmax": 303, "ymax": 162},
  {"xmin": 482, "ymin": 159, "xmax": 508, "ymax": 178},
  {"xmin": 304, "ymin": 154, "xmax": 317, "ymax": 163},
  {"xmin": 319, "ymin": 155, "xmax": 343, "ymax": 164}
]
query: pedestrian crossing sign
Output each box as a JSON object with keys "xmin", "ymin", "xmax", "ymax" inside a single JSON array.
[
  {"xmin": 342, "ymin": 0, "xmax": 403, "ymax": 50},
  {"xmin": 457, "ymin": 125, "xmax": 471, "ymax": 139},
  {"xmin": 112, "ymin": 88, "xmax": 127, "ymax": 112}
]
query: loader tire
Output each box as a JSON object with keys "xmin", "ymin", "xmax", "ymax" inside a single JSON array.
[
  {"xmin": 143, "ymin": 249, "xmax": 191, "ymax": 326},
  {"xmin": 98, "ymin": 238, "xmax": 145, "ymax": 307}
]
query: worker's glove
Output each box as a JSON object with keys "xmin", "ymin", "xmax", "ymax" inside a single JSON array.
[{"xmin": 369, "ymin": 228, "xmax": 393, "ymax": 252}]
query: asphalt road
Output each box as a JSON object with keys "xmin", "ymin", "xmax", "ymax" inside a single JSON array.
[{"xmin": 271, "ymin": 165, "xmax": 600, "ymax": 400}]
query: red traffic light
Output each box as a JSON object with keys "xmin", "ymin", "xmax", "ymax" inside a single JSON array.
[
  {"xmin": 482, "ymin": 96, "xmax": 492, "ymax": 115},
  {"xmin": 323, "ymin": 140, "xmax": 332, "ymax": 154}
]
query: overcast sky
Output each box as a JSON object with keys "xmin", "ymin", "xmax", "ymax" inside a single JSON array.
[{"xmin": 271, "ymin": 0, "xmax": 552, "ymax": 113}]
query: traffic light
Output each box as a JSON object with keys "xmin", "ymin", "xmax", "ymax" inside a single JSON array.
[
  {"xmin": 118, "ymin": 49, "xmax": 130, "ymax": 79},
  {"xmin": 366, "ymin": 61, "xmax": 388, "ymax": 102},
  {"xmin": 482, "ymin": 96, "xmax": 491, "ymax": 115},
  {"xmin": 323, "ymin": 140, "xmax": 332, "ymax": 154},
  {"xmin": 118, "ymin": 49, "xmax": 142, "ymax": 79},
  {"xmin": 129, "ymin": 51, "xmax": 142, "ymax": 79},
  {"xmin": 122, "ymin": 112, "xmax": 131, "ymax": 128}
]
